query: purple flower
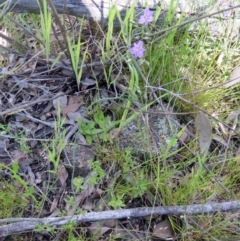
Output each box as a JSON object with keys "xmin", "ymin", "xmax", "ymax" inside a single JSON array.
[
  {"xmin": 129, "ymin": 40, "xmax": 145, "ymax": 58},
  {"xmin": 138, "ymin": 9, "xmax": 154, "ymax": 25}
]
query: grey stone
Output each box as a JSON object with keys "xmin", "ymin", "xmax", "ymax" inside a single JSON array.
[
  {"xmin": 118, "ymin": 104, "xmax": 180, "ymax": 156},
  {"xmin": 64, "ymin": 144, "xmax": 95, "ymax": 178}
]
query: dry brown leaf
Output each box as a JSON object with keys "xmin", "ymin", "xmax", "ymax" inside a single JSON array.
[
  {"xmin": 81, "ymin": 77, "xmax": 96, "ymax": 90},
  {"xmin": 61, "ymin": 96, "xmax": 83, "ymax": 115},
  {"xmin": 49, "ymin": 209, "xmax": 61, "ymax": 217},
  {"xmin": 82, "ymin": 199, "xmax": 95, "ymax": 211},
  {"xmin": 226, "ymin": 108, "xmax": 240, "ymax": 122},
  {"xmin": 179, "ymin": 129, "xmax": 188, "ymax": 143},
  {"xmin": 102, "ymin": 219, "xmax": 116, "ymax": 228},
  {"xmin": 66, "ymin": 187, "xmax": 95, "ymax": 215},
  {"xmin": 53, "ymin": 94, "xmax": 67, "ymax": 109},
  {"xmin": 67, "ymin": 112, "xmax": 83, "ymax": 123},
  {"xmin": 152, "ymin": 219, "xmax": 174, "ymax": 240},
  {"xmin": 88, "ymin": 222, "xmax": 111, "ymax": 236},
  {"xmin": 50, "ymin": 197, "xmax": 58, "ymax": 213},
  {"xmin": 57, "ymin": 165, "xmax": 68, "ymax": 187},
  {"xmin": 225, "ymin": 67, "xmax": 240, "ymax": 88},
  {"xmin": 195, "ymin": 112, "xmax": 212, "ymax": 154},
  {"xmin": 12, "ymin": 149, "xmax": 26, "ymax": 162},
  {"xmin": 179, "ymin": 124, "xmax": 190, "ymax": 143},
  {"xmin": 22, "ymin": 122, "xmax": 38, "ymax": 133},
  {"xmin": 13, "ymin": 149, "xmax": 33, "ymax": 167},
  {"xmin": 212, "ymin": 134, "xmax": 229, "ymax": 148},
  {"xmin": 96, "ymin": 188, "xmax": 104, "ymax": 195}
]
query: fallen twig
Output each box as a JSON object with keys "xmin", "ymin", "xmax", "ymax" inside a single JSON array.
[
  {"xmin": 1, "ymin": 200, "xmax": 240, "ymax": 237},
  {"xmin": 0, "ymin": 93, "xmax": 64, "ymax": 117}
]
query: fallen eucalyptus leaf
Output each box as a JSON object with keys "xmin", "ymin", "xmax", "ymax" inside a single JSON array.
[
  {"xmin": 153, "ymin": 219, "xmax": 174, "ymax": 240},
  {"xmin": 195, "ymin": 112, "xmax": 212, "ymax": 154},
  {"xmin": 225, "ymin": 66, "xmax": 240, "ymax": 88},
  {"xmin": 61, "ymin": 96, "xmax": 83, "ymax": 115},
  {"xmin": 226, "ymin": 108, "xmax": 240, "ymax": 122},
  {"xmin": 53, "ymin": 94, "xmax": 67, "ymax": 109},
  {"xmin": 57, "ymin": 165, "xmax": 68, "ymax": 187},
  {"xmin": 50, "ymin": 197, "xmax": 58, "ymax": 213},
  {"xmin": 212, "ymin": 134, "xmax": 229, "ymax": 148}
]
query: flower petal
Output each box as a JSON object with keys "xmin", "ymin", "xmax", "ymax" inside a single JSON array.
[
  {"xmin": 138, "ymin": 8, "xmax": 154, "ymax": 25},
  {"xmin": 129, "ymin": 40, "xmax": 145, "ymax": 58}
]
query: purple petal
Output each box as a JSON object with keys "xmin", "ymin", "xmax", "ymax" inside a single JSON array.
[
  {"xmin": 129, "ymin": 40, "xmax": 145, "ymax": 58},
  {"xmin": 138, "ymin": 15, "xmax": 146, "ymax": 25},
  {"xmin": 138, "ymin": 8, "xmax": 154, "ymax": 25}
]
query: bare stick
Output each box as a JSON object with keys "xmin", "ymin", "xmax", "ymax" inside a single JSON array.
[{"xmin": 1, "ymin": 200, "xmax": 240, "ymax": 237}]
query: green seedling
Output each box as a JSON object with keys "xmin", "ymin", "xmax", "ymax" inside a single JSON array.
[
  {"xmin": 51, "ymin": 51, "xmax": 64, "ymax": 69},
  {"xmin": 101, "ymin": 2, "xmax": 135, "ymax": 87},
  {"xmin": 118, "ymin": 62, "xmax": 139, "ymax": 131},
  {"xmin": 17, "ymin": 13, "xmax": 45, "ymax": 49},
  {"xmin": 65, "ymin": 195, "xmax": 76, "ymax": 208},
  {"xmin": 62, "ymin": 221, "xmax": 77, "ymax": 230},
  {"xmin": 78, "ymin": 108, "xmax": 119, "ymax": 144},
  {"xmin": 93, "ymin": 109, "xmax": 119, "ymax": 141},
  {"xmin": 153, "ymin": 5, "xmax": 162, "ymax": 24},
  {"xmin": 67, "ymin": 18, "xmax": 88, "ymax": 89},
  {"xmin": 0, "ymin": 123, "xmax": 11, "ymax": 134},
  {"xmin": 77, "ymin": 119, "xmax": 102, "ymax": 144},
  {"xmin": 87, "ymin": 160, "xmax": 105, "ymax": 186},
  {"xmin": 47, "ymin": 105, "xmax": 67, "ymax": 172},
  {"xmin": 37, "ymin": 0, "xmax": 52, "ymax": 61},
  {"xmin": 72, "ymin": 177, "xmax": 84, "ymax": 193},
  {"xmin": 0, "ymin": 177, "xmax": 28, "ymax": 218},
  {"xmin": 62, "ymin": 221, "xmax": 79, "ymax": 240},
  {"xmin": 18, "ymin": 131, "xmax": 31, "ymax": 154},
  {"xmin": 1, "ymin": 162, "xmax": 36, "ymax": 202},
  {"xmin": 106, "ymin": 4, "xmax": 117, "ymax": 55},
  {"xmin": 36, "ymin": 223, "xmax": 56, "ymax": 233},
  {"xmin": 108, "ymin": 194, "xmax": 125, "ymax": 209}
]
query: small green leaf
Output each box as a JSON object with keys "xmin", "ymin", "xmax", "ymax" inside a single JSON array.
[
  {"xmin": 12, "ymin": 162, "xmax": 19, "ymax": 174},
  {"xmin": 72, "ymin": 177, "xmax": 84, "ymax": 193}
]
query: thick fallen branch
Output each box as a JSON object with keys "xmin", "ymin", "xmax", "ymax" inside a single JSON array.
[
  {"xmin": 1, "ymin": 0, "xmax": 239, "ymax": 39},
  {"xmin": 0, "ymin": 0, "xmax": 231, "ymax": 27},
  {"xmin": 0, "ymin": 0, "xmax": 161, "ymax": 26},
  {"xmin": 1, "ymin": 200, "xmax": 240, "ymax": 237}
]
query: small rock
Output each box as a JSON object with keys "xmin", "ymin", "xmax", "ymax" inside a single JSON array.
[
  {"xmin": 64, "ymin": 144, "xmax": 95, "ymax": 178},
  {"xmin": 119, "ymin": 104, "xmax": 180, "ymax": 155}
]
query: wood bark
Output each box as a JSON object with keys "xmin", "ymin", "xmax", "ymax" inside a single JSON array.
[
  {"xmin": 0, "ymin": 0, "xmax": 214, "ymax": 26},
  {"xmin": 1, "ymin": 0, "xmax": 239, "ymax": 37},
  {"xmin": 1, "ymin": 200, "xmax": 240, "ymax": 237}
]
